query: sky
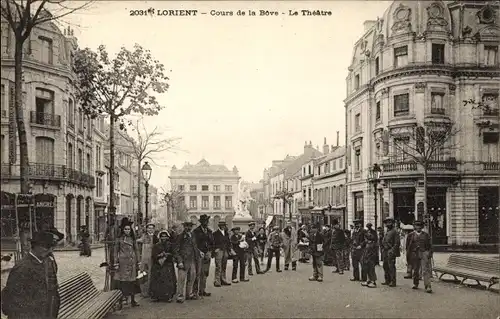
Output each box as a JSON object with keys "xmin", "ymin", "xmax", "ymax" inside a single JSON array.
[{"xmin": 65, "ymin": 0, "xmax": 392, "ymax": 189}]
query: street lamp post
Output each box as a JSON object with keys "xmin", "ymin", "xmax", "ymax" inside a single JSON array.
[
  {"xmin": 141, "ymin": 161, "xmax": 152, "ymax": 225},
  {"xmin": 369, "ymin": 163, "xmax": 382, "ymax": 230}
]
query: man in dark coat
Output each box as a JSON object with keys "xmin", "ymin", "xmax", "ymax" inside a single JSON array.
[
  {"xmin": 230, "ymin": 227, "xmax": 249, "ymax": 283},
  {"xmin": 1, "ymin": 231, "xmax": 61, "ymax": 319},
  {"xmin": 376, "ymin": 226, "xmax": 385, "ymax": 265},
  {"xmin": 213, "ymin": 221, "xmax": 231, "ymax": 287},
  {"xmin": 192, "ymin": 215, "xmax": 214, "ymax": 297},
  {"xmin": 308, "ymin": 223, "xmax": 325, "ymax": 282},
  {"xmin": 406, "ymin": 220, "xmax": 433, "ymax": 293},
  {"xmin": 350, "ymin": 219, "xmax": 367, "ymax": 282},
  {"xmin": 361, "ymin": 223, "xmax": 378, "ymax": 288},
  {"xmin": 245, "ymin": 221, "xmax": 263, "ymax": 275},
  {"xmin": 322, "ymin": 225, "xmax": 333, "ymax": 266},
  {"xmin": 381, "ymin": 218, "xmax": 400, "ymax": 287},
  {"xmin": 264, "ymin": 226, "xmax": 283, "ymax": 273},
  {"xmin": 329, "ymin": 219, "xmax": 345, "ymax": 275},
  {"xmin": 175, "ymin": 221, "xmax": 201, "ymax": 302}
]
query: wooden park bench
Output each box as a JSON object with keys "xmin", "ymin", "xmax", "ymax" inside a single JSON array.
[
  {"xmin": 433, "ymin": 254, "xmax": 500, "ymax": 291},
  {"xmin": 58, "ymin": 272, "xmax": 123, "ymax": 319}
]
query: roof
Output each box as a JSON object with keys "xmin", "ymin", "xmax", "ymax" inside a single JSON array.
[
  {"xmin": 175, "ymin": 159, "xmax": 234, "ymax": 174},
  {"xmin": 318, "ymin": 146, "xmax": 346, "ymax": 165},
  {"xmin": 283, "ymin": 148, "xmax": 324, "ymax": 179}
]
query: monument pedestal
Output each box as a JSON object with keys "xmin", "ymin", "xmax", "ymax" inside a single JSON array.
[{"xmin": 232, "ymin": 216, "xmax": 254, "ymax": 233}]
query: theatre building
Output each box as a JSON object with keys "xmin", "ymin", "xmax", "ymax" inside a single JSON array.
[
  {"xmin": 1, "ymin": 21, "xmax": 96, "ymax": 245},
  {"xmin": 345, "ymin": 1, "xmax": 499, "ymax": 247}
]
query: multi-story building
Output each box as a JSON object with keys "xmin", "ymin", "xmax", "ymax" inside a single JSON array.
[
  {"xmin": 0, "ymin": 20, "xmax": 98, "ymax": 244},
  {"xmin": 168, "ymin": 159, "xmax": 240, "ymax": 229},
  {"xmin": 345, "ymin": 0, "xmax": 499, "ymax": 246}
]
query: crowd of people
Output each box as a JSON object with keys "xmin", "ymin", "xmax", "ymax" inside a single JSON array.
[{"xmin": 1, "ymin": 214, "xmax": 433, "ymax": 318}]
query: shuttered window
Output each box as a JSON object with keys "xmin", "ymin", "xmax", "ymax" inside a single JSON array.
[{"xmin": 35, "ymin": 137, "xmax": 54, "ymax": 164}]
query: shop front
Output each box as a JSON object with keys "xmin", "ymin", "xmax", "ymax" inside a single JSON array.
[{"xmin": 34, "ymin": 193, "xmax": 56, "ymax": 231}]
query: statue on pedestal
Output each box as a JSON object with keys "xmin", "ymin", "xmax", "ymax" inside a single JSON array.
[{"xmin": 234, "ymin": 181, "xmax": 254, "ymax": 219}]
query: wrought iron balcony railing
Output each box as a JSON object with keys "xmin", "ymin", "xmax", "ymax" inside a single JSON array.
[
  {"xmin": 30, "ymin": 111, "xmax": 61, "ymax": 127},
  {"xmin": 1, "ymin": 163, "xmax": 95, "ymax": 188},
  {"xmin": 382, "ymin": 160, "xmax": 457, "ymax": 173},
  {"xmin": 483, "ymin": 162, "xmax": 500, "ymax": 171}
]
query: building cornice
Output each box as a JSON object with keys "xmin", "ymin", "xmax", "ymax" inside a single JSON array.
[{"xmin": 313, "ymin": 169, "xmax": 346, "ymax": 181}]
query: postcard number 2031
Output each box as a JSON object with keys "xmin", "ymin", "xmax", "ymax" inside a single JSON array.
[{"xmin": 129, "ymin": 9, "xmax": 153, "ymax": 16}]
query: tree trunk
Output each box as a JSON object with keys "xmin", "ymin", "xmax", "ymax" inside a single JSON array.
[
  {"xmin": 14, "ymin": 38, "xmax": 31, "ymax": 257},
  {"xmin": 104, "ymin": 113, "xmax": 117, "ymax": 291},
  {"xmin": 136, "ymin": 159, "xmax": 142, "ymax": 224}
]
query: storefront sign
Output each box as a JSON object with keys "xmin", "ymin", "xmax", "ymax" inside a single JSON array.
[
  {"xmin": 35, "ymin": 194, "xmax": 56, "ymax": 208},
  {"xmin": 8, "ymin": 85, "xmax": 16, "ymax": 164}
]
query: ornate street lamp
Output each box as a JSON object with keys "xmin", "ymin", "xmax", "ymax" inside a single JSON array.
[
  {"xmin": 141, "ymin": 161, "xmax": 152, "ymax": 225},
  {"xmin": 368, "ymin": 163, "xmax": 382, "ymax": 230}
]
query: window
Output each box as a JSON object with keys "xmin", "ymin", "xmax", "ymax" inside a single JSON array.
[
  {"xmin": 393, "ymin": 137, "xmax": 410, "ymax": 161},
  {"xmin": 394, "ymin": 93, "xmax": 409, "ymax": 116},
  {"xmin": 354, "ymin": 113, "xmax": 361, "ymax": 132},
  {"xmin": 354, "ymin": 192, "xmax": 364, "ymax": 224},
  {"xmin": 202, "ymin": 196, "xmax": 209, "ymax": 209},
  {"xmin": 67, "ymin": 143, "xmax": 73, "ymax": 169},
  {"xmin": 178, "ymin": 185, "xmax": 185, "ymax": 191},
  {"xmin": 97, "ymin": 117, "xmax": 105, "ymax": 132},
  {"xmin": 86, "ymin": 117, "xmax": 92, "ymax": 136},
  {"xmin": 189, "ymin": 196, "xmax": 197, "ymax": 209},
  {"xmin": 431, "ymin": 92, "xmax": 445, "ymax": 114},
  {"xmin": 308, "ymin": 188, "xmax": 311, "ymax": 200},
  {"xmin": 1, "ymin": 84, "xmax": 7, "ymax": 118},
  {"xmin": 225, "ymin": 185, "xmax": 232, "ymax": 192},
  {"xmin": 375, "ymin": 57, "xmax": 380, "ymax": 75},
  {"xmin": 339, "ymin": 158, "xmax": 343, "ymax": 169},
  {"xmin": 308, "ymin": 165, "xmax": 311, "ymax": 175},
  {"xmin": 225, "ymin": 196, "xmax": 232, "ymax": 209},
  {"xmin": 202, "ymin": 185, "xmax": 209, "ymax": 191},
  {"xmin": 354, "ymin": 74, "xmax": 360, "ymax": 90},
  {"xmin": 96, "ymin": 177, "xmax": 103, "ymax": 198},
  {"xmin": 482, "ymin": 93, "xmax": 499, "ymax": 115},
  {"xmin": 432, "ymin": 43, "xmax": 445, "ymax": 64},
  {"xmin": 213, "ymin": 185, "xmax": 220, "ymax": 191},
  {"xmin": 394, "ymin": 46, "xmax": 408, "ymax": 67},
  {"xmin": 214, "ymin": 196, "xmax": 221, "ymax": 209},
  {"xmin": 0, "ymin": 135, "xmax": 5, "ymax": 163},
  {"xmin": 376, "ymin": 101, "xmax": 381, "ymax": 121},
  {"xmin": 332, "ymin": 160, "xmax": 336, "ymax": 171},
  {"xmin": 483, "ymin": 132, "xmax": 499, "ymax": 144},
  {"xmin": 39, "ymin": 37, "xmax": 53, "ymax": 64},
  {"xmin": 78, "ymin": 109, "xmax": 84, "ymax": 133},
  {"xmin": 35, "ymin": 137, "xmax": 54, "ymax": 165},
  {"xmin": 95, "ymin": 145, "xmax": 101, "ymax": 170},
  {"xmin": 303, "ymin": 167, "xmax": 306, "ymax": 176},
  {"xmin": 35, "ymin": 88, "xmax": 54, "ymax": 125},
  {"xmin": 68, "ymin": 99, "xmax": 74, "ymax": 127},
  {"xmin": 354, "ymin": 149, "xmax": 361, "ymax": 172},
  {"xmin": 375, "ymin": 143, "xmax": 381, "ymax": 161},
  {"xmin": 86, "ymin": 153, "xmax": 91, "ymax": 173},
  {"xmin": 484, "ymin": 46, "xmax": 498, "ymax": 66},
  {"xmin": 189, "ymin": 185, "xmax": 197, "ymax": 191},
  {"xmin": 78, "ymin": 148, "xmax": 83, "ymax": 171}
]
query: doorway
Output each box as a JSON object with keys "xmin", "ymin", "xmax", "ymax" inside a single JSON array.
[
  {"xmin": 65, "ymin": 195, "xmax": 73, "ymax": 242},
  {"xmin": 427, "ymin": 187, "xmax": 447, "ymax": 245},
  {"xmin": 478, "ymin": 187, "xmax": 499, "ymax": 244},
  {"xmin": 393, "ymin": 188, "xmax": 415, "ymax": 226}
]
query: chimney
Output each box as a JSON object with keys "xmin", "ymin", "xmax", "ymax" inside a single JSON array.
[
  {"xmin": 363, "ymin": 20, "xmax": 377, "ymax": 32},
  {"xmin": 331, "ymin": 145, "xmax": 335, "ymax": 152},
  {"xmin": 323, "ymin": 137, "xmax": 329, "ymax": 154},
  {"xmin": 304, "ymin": 141, "xmax": 309, "ymax": 152},
  {"xmin": 336, "ymin": 131, "xmax": 340, "ymax": 147}
]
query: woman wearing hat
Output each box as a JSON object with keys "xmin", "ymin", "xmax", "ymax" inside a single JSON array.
[
  {"xmin": 114, "ymin": 219, "xmax": 141, "ymax": 307},
  {"xmin": 150, "ymin": 230, "xmax": 177, "ymax": 302}
]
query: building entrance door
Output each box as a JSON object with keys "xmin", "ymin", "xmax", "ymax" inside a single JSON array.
[
  {"xmin": 427, "ymin": 187, "xmax": 447, "ymax": 245},
  {"xmin": 393, "ymin": 188, "xmax": 415, "ymax": 226},
  {"xmin": 478, "ymin": 187, "xmax": 499, "ymax": 244}
]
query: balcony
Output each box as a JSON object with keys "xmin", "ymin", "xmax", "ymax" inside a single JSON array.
[
  {"xmin": 1, "ymin": 163, "xmax": 95, "ymax": 188},
  {"xmin": 30, "ymin": 111, "xmax": 61, "ymax": 128},
  {"xmin": 483, "ymin": 162, "xmax": 500, "ymax": 171},
  {"xmin": 484, "ymin": 108, "xmax": 499, "ymax": 116},
  {"xmin": 430, "ymin": 108, "xmax": 445, "ymax": 115},
  {"xmin": 381, "ymin": 160, "xmax": 458, "ymax": 177}
]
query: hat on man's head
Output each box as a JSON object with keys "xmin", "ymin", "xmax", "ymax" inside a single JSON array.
[
  {"xmin": 218, "ymin": 221, "xmax": 227, "ymax": 225},
  {"xmin": 248, "ymin": 221, "xmax": 256, "ymax": 226},
  {"xmin": 183, "ymin": 221, "xmax": 194, "ymax": 227},
  {"xmin": 48, "ymin": 228, "xmax": 64, "ymax": 243},
  {"xmin": 272, "ymin": 226, "xmax": 280, "ymax": 230},
  {"xmin": 30, "ymin": 232, "xmax": 57, "ymax": 249},
  {"xmin": 383, "ymin": 217, "xmax": 395, "ymax": 224},
  {"xmin": 231, "ymin": 227, "xmax": 241, "ymax": 232},
  {"xmin": 353, "ymin": 219, "xmax": 362, "ymax": 225},
  {"xmin": 366, "ymin": 222, "xmax": 373, "ymax": 228},
  {"xmin": 311, "ymin": 223, "xmax": 320, "ymax": 229},
  {"xmin": 413, "ymin": 220, "xmax": 424, "ymax": 227},
  {"xmin": 331, "ymin": 219, "xmax": 339, "ymax": 226},
  {"xmin": 199, "ymin": 214, "xmax": 210, "ymax": 222}
]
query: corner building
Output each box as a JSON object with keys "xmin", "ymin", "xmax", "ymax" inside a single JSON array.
[{"xmin": 345, "ymin": 1, "xmax": 499, "ymax": 246}]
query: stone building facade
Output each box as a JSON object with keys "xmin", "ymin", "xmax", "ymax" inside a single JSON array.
[
  {"xmin": 345, "ymin": 0, "xmax": 499, "ymax": 245},
  {"xmin": 168, "ymin": 159, "xmax": 240, "ymax": 229}
]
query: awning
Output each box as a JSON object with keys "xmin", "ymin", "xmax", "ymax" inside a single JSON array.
[
  {"xmin": 312, "ymin": 206, "xmax": 325, "ymax": 211},
  {"xmin": 265, "ymin": 215, "xmax": 274, "ymax": 228}
]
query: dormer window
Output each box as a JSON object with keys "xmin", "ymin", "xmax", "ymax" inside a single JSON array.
[
  {"xmin": 432, "ymin": 43, "xmax": 445, "ymax": 64},
  {"xmin": 39, "ymin": 36, "xmax": 53, "ymax": 64},
  {"xmin": 484, "ymin": 46, "xmax": 498, "ymax": 66}
]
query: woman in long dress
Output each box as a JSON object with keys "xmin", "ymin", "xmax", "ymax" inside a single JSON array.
[
  {"xmin": 150, "ymin": 230, "xmax": 177, "ymax": 302},
  {"xmin": 114, "ymin": 219, "xmax": 140, "ymax": 307},
  {"xmin": 282, "ymin": 222, "xmax": 299, "ymax": 271}
]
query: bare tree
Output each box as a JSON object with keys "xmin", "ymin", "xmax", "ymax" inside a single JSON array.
[
  {"xmin": 160, "ymin": 187, "xmax": 188, "ymax": 225},
  {"xmin": 117, "ymin": 117, "xmax": 181, "ymax": 224},
  {"xmin": 377, "ymin": 122, "xmax": 459, "ymax": 239}
]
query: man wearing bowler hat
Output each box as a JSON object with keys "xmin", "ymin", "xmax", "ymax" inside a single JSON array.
[
  {"xmin": 175, "ymin": 221, "xmax": 200, "ymax": 302},
  {"xmin": 381, "ymin": 217, "xmax": 400, "ymax": 287},
  {"xmin": 350, "ymin": 219, "xmax": 367, "ymax": 282},
  {"xmin": 245, "ymin": 221, "xmax": 263, "ymax": 275},
  {"xmin": 406, "ymin": 220, "xmax": 433, "ymax": 293},
  {"xmin": 213, "ymin": 220, "xmax": 232, "ymax": 287},
  {"xmin": 192, "ymin": 214, "xmax": 214, "ymax": 297},
  {"xmin": 2, "ymin": 231, "xmax": 61, "ymax": 318}
]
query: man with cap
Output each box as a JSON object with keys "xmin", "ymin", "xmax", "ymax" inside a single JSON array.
[
  {"xmin": 381, "ymin": 217, "xmax": 400, "ymax": 287},
  {"xmin": 329, "ymin": 219, "xmax": 346, "ymax": 275},
  {"xmin": 406, "ymin": 220, "xmax": 433, "ymax": 293},
  {"xmin": 245, "ymin": 221, "xmax": 263, "ymax": 275},
  {"xmin": 308, "ymin": 223, "xmax": 325, "ymax": 282},
  {"xmin": 192, "ymin": 214, "xmax": 214, "ymax": 297},
  {"xmin": 264, "ymin": 225, "xmax": 283, "ymax": 273},
  {"xmin": 350, "ymin": 219, "xmax": 367, "ymax": 282},
  {"xmin": 2, "ymin": 231, "xmax": 61, "ymax": 318},
  {"xmin": 213, "ymin": 220, "xmax": 232, "ymax": 287},
  {"xmin": 230, "ymin": 227, "xmax": 249, "ymax": 283},
  {"xmin": 361, "ymin": 223, "xmax": 378, "ymax": 288},
  {"xmin": 174, "ymin": 221, "xmax": 200, "ymax": 302}
]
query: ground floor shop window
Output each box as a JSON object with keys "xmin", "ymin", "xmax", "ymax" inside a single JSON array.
[
  {"xmin": 427, "ymin": 187, "xmax": 447, "ymax": 245},
  {"xmin": 479, "ymin": 186, "xmax": 499, "ymax": 244},
  {"xmin": 353, "ymin": 192, "xmax": 364, "ymax": 225},
  {"xmin": 393, "ymin": 188, "xmax": 415, "ymax": 226}
]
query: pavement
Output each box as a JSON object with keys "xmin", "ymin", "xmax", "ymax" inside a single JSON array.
[{"xmin": 1, "ymin": 250, "xmax": 499, "ymax": 318}]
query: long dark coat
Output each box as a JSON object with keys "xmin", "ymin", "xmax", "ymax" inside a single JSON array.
[
  {"xmin": 174, "ymin": 231, "xmax": 201, "ymax": 267},
  {"xmin": 363, "ymin": 229, "xmax": 379, "ymax": 265},
  {"xmin": 150, "ymin": 239, "xmax": 177, "ymax": 300},
  {"xmin": 382, "ymin": 228, "xmax": 401, "ymax": 259},
  {"xmin": 1, "ymin": 253, "xmax": 60, "ymax": 319},
  {"xmin": 115, "ymin": 236, "xmax": 140, "ymax": 282}
]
